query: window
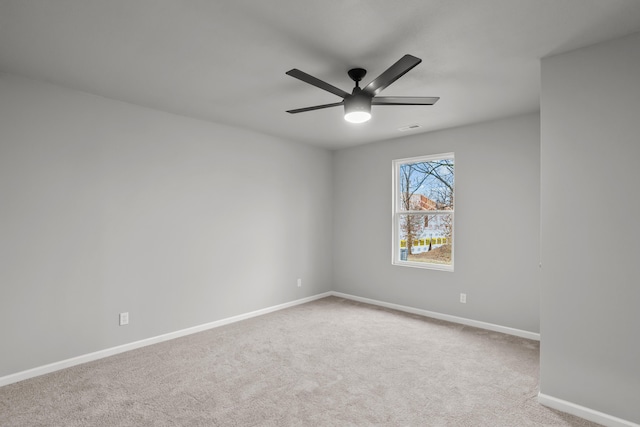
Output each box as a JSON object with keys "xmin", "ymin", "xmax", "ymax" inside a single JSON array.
[{"xmin": 392, "ymin": 153, "xmax": 454, "ymax": 271}]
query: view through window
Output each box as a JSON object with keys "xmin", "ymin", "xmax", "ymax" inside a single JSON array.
[{"xmin": 392, "ymin": 153, "xmax": 454, "ymax": 270}]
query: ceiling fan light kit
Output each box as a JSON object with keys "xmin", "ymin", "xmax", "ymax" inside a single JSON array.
[
  {"xmin": 286, "ymin": 54, "xmax": 439, "ymax": 124},
  {"xmin": 344, "ymin": 95, "xmax": 372, "ymax": 123}
]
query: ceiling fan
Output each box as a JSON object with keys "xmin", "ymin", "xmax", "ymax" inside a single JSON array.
[{"xmin": 286, "ymin": 54, "xmax": 439, "ymax": 124}]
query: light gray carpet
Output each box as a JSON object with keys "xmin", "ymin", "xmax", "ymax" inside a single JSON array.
[{"xmin": 0, "ymin": 296, "xmax": 600, "ymax": 426}]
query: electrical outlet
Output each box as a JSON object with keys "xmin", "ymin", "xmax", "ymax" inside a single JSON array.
[
  {"xmin": 297, "ymin": 278, "xmax": 302, "ymax": 287},
  {"xmin": 119, "ymin": 312, "xmax": 129, "ymax": 326},
  {"xmin": 460, "ymin": 293, "xmax": 467, "ymax": 304}
]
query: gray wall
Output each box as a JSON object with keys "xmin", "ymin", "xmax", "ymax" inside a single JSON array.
[
  {"xmin": 333, "ymin": 113, "xmax": 540, "ymax": 333},
  {"xmin": 0, "ymin": 73, "xmax": 333, "ymax": 377},
  {"xmin": 540, "ymin": 32, "xmax": 640, "ymax": 423}
]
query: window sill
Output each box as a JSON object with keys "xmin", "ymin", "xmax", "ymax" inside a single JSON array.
[{"xmin": 392, "ymin": 260, "xmax": 454, "ymax": 272}]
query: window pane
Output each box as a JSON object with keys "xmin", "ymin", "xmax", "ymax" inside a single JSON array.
[
  {"xmin": 398, "ymin": 213, "xmax": 453, "ymax": 265},
  {"xmin": 399, "ymin": 159, "xmax": 454, "ymax": 211}
]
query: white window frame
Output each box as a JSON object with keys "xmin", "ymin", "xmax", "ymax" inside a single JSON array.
[{"xmin": 392, "ymin": 153, "xmax": 455, "ymax": 271}]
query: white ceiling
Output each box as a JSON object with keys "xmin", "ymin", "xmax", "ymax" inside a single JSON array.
[{"xmin": 1, "ymin": 1, "xmax": 640, "ymax": 149}]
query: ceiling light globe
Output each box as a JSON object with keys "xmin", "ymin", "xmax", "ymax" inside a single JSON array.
[{"xmin": 344, "ymin": 111, "xmax": 372, "ymax": 123}]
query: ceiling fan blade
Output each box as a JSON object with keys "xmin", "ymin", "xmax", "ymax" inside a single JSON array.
[
  {"xmin": 363, "ymin": 54, "xmax": 422, "ymax": 97},
  {"xmin": 286, "ymin": 102, "xmax": 344, "ymax": 114},
  {"xmin": 372, "ymin": 96, "xmax": 440, "ymax": 105},
  {"xmin": 286, "ymin": 69, "xmax": 350, "ymax": 99}
]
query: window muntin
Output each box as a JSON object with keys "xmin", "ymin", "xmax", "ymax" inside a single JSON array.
[{"xmin": 392, "ymin": 153, "xmax": 454, "ymax": 270}]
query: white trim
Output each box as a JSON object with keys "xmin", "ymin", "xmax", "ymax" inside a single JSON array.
[
  {"xmin": 538, "ymin": 392, "xmax": 639, "ymax": 427},
  {"xmin": 7, "ymin": 291, "xmax": 637, "ymax": 427},
  {"xmin": 0, "ymin": 292, "xmax": 332, "ymax": 388},
  {"xmin": 330, "ymin": 291, "xmax": 540, "ymax": 341},
  {"xmin": 393, "ymin": 259, "xmax": 454, "ymax": 272}
]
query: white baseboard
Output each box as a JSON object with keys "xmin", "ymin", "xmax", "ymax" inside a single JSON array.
[
  {"xmin": 6, "ymin": 290, "xmax": 635, "ymax": 427},
  {"xmin": 330, "ymin": 291, "xmax": 541, "ymax": 341},
  {"xmin": 538, "ymin": 392, "xmax": 639, "ymax": 427},
  {"xmin": 0, "ymin": 292, "xmax": 332, "ymax": 388}
]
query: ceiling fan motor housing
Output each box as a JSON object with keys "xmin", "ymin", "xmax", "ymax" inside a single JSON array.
[{"xmin": 344, "ymin": 92, "xmax": 372, "ymax": 123}]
